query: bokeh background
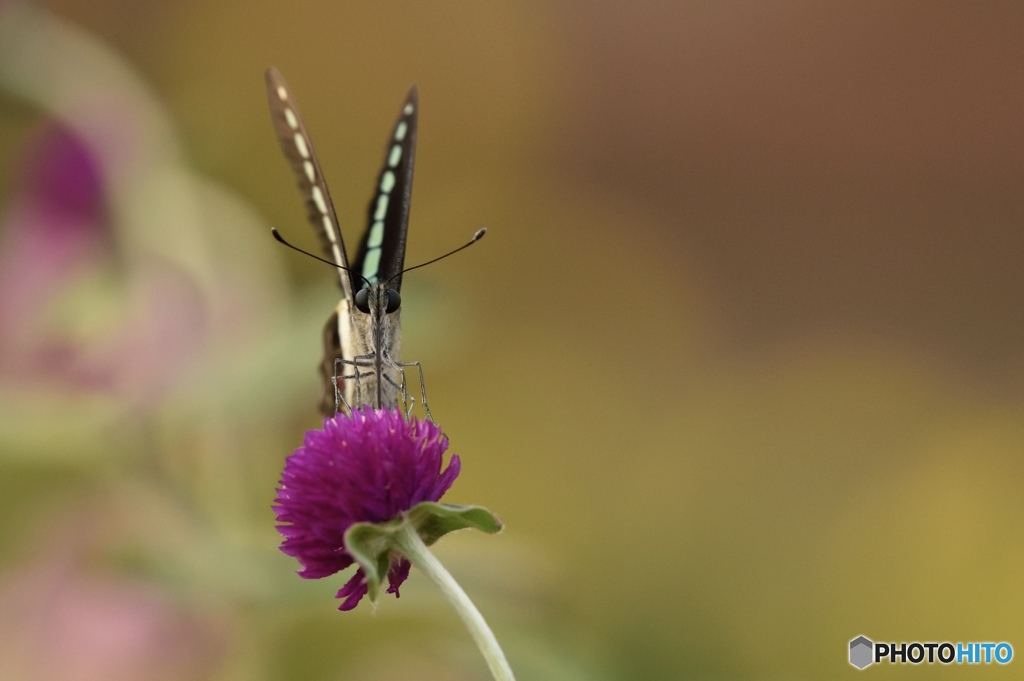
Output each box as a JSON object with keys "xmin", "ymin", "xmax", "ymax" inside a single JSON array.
[{"xmin": 2, "ymin": 2, "xmax": 1023, "ymax": 679}]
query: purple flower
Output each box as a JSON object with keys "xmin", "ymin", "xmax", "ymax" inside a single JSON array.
[{"xmin": 274, "ymin": 408, "xmax": 461, "ymax": 610}]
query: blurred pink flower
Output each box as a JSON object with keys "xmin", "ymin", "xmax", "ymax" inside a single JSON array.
[
  {"xmin": 0, "ymin": 125, "xmax": 107, "ymax": 382},
  {"xmin": 0, "ymin": 123, "xmax": 208, "ymax": 403},
  {"xmin": 0, "ymin": 514, "xmax": 224, "ymax": 681}
]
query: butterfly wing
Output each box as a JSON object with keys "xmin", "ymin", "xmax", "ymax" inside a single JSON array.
[
  {"xmin": 266, "ymin": 68, "xmax": 363, "ymax": 415},
  {"xmin": 265, "ymin": 67, "xmax": 357, "ymax": 301},
  {"xmin": 352, "ymin": 86, "xmax": 418, "ymax": 290}
]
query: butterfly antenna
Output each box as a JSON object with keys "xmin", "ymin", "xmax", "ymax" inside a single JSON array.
[
  {"xmin": 271, "ymin": 228, "xmax": 372, "ymax": 288},
  {"xmin": 386, "ymin": 228, "xmax": 487, "ymax": 285}
]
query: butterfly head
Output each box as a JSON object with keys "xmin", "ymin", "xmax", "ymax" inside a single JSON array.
[{"xmin": 354, "ymin": 283, "xmax": 401, "ymax": 316}]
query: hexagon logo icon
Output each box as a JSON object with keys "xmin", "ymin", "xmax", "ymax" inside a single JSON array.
[{"xmin": 849, "ymin": 636, "xmax": 874, "ymax": 669}]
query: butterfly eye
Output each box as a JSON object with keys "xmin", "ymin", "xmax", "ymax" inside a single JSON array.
[
  {"xmin": 354, "ymin": 288, "xmax": 370, "ymax": 313},
  {"xmin": 385, "ymin": 289, "xmax": 401, "ymax": 314}
]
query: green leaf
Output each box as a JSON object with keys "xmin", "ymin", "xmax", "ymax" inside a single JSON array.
[
  {"xmin": 407, "ymin": 502, "xmax": 503, "ymax": 545},
  {"xmin": 344, "ymin": 520, "xmax": 401, "ymax": 602},
  {"xmin": 342, "ymin": 503, "xmax": 502, "ymax": 604}
]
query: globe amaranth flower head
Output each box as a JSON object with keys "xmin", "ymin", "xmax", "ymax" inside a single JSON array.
[{"xmin": 274, "ymin": 407, "xmax": 461, "ymax": 610}]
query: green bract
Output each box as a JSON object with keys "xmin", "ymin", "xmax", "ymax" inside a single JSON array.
[{"xmin": 345, "ymin": 502, "xmax": 502, "ymax": 603}]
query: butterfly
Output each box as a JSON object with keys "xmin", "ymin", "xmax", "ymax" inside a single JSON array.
[{"xmin": 265, "ymin": 68, "xmax": 425, "ymax": 418}]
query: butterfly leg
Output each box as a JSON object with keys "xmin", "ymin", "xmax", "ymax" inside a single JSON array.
[
  {"xmin": 394, "ymin": 359, "xmax": 433, "ymax": 424},
  {"xmin": 334, "ymin": 357, "xmax": 375, "ymax": 413},
  {"xmin": 350, "ymin": 352, "xmax": 387, "ymax": 409},
  {"xmin": 333, "ymin": 357, "xmax": 356, "ymax": 414},
  {"xmin": 396, "ymin": 368, "xmax": 413, "ymax": 417},
  {"xmin": 334, "ymin": 372, "xmax": 349, "ymax": 414},
  {"xmin": 379, "ymin": 367, "xmax": 413, "ymax": 417},
  {"xmin": 378, "ymin": 351, "xmax": 427, "ymax": 421}
]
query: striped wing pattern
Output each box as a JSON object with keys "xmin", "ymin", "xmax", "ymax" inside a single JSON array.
[
  {"xmin": 264, "ymin": 68, "xmax": 355, "ymax": 300},
  {"xmin": 352, "ymin": 86, "xmax": 417, "ymax": 290}
]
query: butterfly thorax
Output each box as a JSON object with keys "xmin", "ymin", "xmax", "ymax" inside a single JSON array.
[{"xmin": 320, "ymin": 283, "xmax": 402, "ymax": 415}]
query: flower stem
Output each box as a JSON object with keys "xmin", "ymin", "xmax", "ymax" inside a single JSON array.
[{"xmin": 394, "ymin": 523, "xmax": 516, "ymax": 681}]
